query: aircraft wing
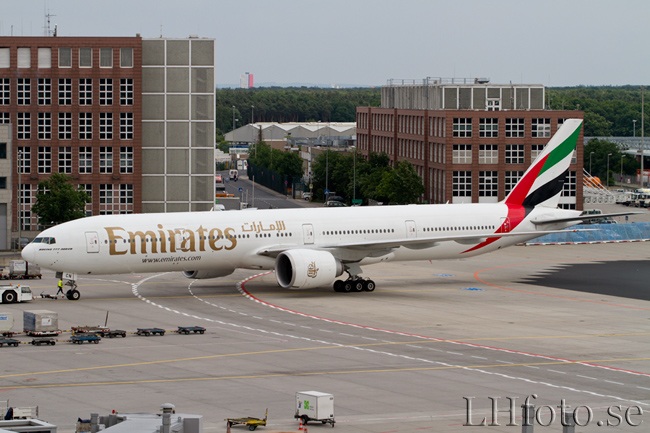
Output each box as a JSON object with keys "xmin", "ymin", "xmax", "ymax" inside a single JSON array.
[
  {"xmin": 531, "ymin": 211, "xmax": 642, "ymax": 225},
  {"xmin": 256, "ymin": 228, "xmax": 594, "ymax": 259}
]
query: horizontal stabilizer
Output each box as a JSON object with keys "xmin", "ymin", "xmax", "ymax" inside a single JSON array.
[{"xmin": 531, "ymin": 211, "xmax": 642, "ymax": 225}]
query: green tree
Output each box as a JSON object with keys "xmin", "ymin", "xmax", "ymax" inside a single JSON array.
[{"xmin": 31, "ymin": 173, "xmax": 90, "ymax": 227}]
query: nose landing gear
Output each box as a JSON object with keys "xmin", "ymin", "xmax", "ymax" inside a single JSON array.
[{"xmin": 65, "ymin": 280, "xmax": 80, "ymax": 300}]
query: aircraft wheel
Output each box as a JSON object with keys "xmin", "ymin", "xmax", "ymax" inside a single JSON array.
[
  {"xmin": 67, "ymin": 289, "xmax": 81, "ymax": 301},
  {"xmin": 364, "ymin": 280, "xmax": 376, "ymax": 292},
  {"xmin": 333, "ymin": 280, "xmax": 344, "ymax": 292},
  {"xmin": 342, "ymin": 281, "xmax": 353, "ymax": 292},
  {"xmin": 353, "ymin": 280, "xmax": 364, "ymax": 292}
]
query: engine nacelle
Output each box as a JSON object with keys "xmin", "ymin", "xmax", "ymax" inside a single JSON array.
[
  {"xmin": 182, "ymin": 269, "xmax": 234, "ymax": 279},
  {"xmin": 275, "ymin": 249, "xmax": 343, "ymax": 289}
]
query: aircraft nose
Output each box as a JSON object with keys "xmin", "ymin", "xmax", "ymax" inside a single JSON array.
[{"xmin": 21, "ymin": 243, "xmax": 35, "ymax": 263}]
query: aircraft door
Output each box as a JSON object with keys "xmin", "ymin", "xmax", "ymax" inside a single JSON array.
[
  {"xmin": 85, "ymin": 231, "xmax": 100, "ymax": 253},
  {"xmin": 302, "ymin": 224, "xmax": 314, "ymax": 245},
  {"xmin": 500, "ymin": 217, "xmax": 511, "ymax": 232},
  {"xmin": 405, "ymin": 220, "xmax": 417, "ymax": 239}
]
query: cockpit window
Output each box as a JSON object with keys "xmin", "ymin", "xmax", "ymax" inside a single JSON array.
[{"xmin": 34, "ymin": 237, "xmax": 56, "ymax": 244}]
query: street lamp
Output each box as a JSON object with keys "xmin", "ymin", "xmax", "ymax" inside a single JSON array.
[
  {"xmin": 633, "ymin": 119, "xmax": 637, "ymax": 137},
  {"xmin": 232, "ymin": 105, "xmax": 236, "ymax": 134},
  {"xmin": 589, "ymin": 151, "xmax": 594, "ymax": 174},
  {"xmin": 606, "ymin": 153, "xmax": 612, "ymax": 188},
  {"xmin": 621, "ymin": 154, "xmax": 624, "ymax": 182}
]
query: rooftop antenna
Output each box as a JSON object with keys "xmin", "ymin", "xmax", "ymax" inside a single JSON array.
[
  {"xmin": 45, "ymin": 10, "xmax": 56, "ymax": 37},
  {"xmin": 160, "ymin": 25, "xmax": 163, "ymax": 38}
]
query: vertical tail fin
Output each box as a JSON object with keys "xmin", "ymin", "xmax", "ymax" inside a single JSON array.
[{"xmin": 504, "ymin": 118, "xmax": 582, "ymax": 208}]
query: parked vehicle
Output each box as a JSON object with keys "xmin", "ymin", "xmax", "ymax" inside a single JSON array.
[{"xmin": 0, "ymin": 284, "xmax": 33, "ymax": 304}]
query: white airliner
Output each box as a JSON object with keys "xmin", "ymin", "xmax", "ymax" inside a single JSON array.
[{"xmin": 20, "ymin": 119, "xmax": 621, "ymax": 300}]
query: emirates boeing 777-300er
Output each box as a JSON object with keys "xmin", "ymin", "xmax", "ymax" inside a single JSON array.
[{"xmin": 20, "ymin": 119, "xmax": 624, "ymax": 300}]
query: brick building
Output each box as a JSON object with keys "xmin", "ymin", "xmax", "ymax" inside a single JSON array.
[
  {"xmin": 0, "ymin": 36, "xmax": 142, "ymax": 237},
  {"xmin": 356, "ymin": 78, "xmax": 584, "ymax": 209},
  {"xmin": 0, "ymin": 35, "xmax": 215, "ymax": 241}
]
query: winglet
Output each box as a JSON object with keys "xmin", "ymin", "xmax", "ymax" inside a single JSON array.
[{"xmin": 505, "ymin": 119, "xmax": 583, "ymax": 208}]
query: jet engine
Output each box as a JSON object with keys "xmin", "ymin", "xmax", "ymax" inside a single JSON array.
[
  {"xmin": 275, "ymin": 249, "xmax": 343, "ymax": 289},
  {"xmin": 182, "ymin": 269, "xmax": 235, "ymax": 279}
]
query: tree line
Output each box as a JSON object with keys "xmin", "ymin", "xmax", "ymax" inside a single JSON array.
[{"xmin": 547, "ymin": 86, "xmax": 649, "ymax": 137}]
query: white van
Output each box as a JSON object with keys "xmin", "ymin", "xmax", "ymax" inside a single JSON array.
[{"xmin": 229, "ymin": 169, "xmax": 238, "ymax": 180}]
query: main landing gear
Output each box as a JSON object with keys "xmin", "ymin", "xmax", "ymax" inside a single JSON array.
[
  {"xmin": 65, "ymin": 280, "xmax": 80, "ymax": 301},
  {"xmin": 333, "ymin": 278, "xmax": 376, "ymax": 292}
]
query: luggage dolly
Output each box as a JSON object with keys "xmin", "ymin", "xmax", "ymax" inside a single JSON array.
[{"xmin": 226, "ymin": 409, "xmax": 267, "ymax": 431}]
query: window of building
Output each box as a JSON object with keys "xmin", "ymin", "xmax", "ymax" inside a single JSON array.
[
  {"xmin": 79, "ymin": 78, "xmax": 92, "ymax": 105},
  {"xmin": 79, "ymin": 113, "xmax": 92, "ymax": 140},
  {"xmin": 531, "ymin": 144, "xmax": 545, "ymax": 160},
  {"xmin": 0, "ymin": 143, "xmax": 5, "ymax": 158},
  {"xmin": 99, "ymin": 78, "xmax": 113, "ymax": 105},
  {"xmin": 99, "ymin": 113, "xmax": 113, "ymax": 140},
  {"xmin": 453, "ymin": 118, "xmax": 472, "ymax": 137},
  {"xmin": 486, "ymin": 99, "xmax": 500, "ymax": 111},
  {"xmin": 120, "ymin": 78, "xmax": 133, "ymax": 105},
  {"xmin": 58, "ymin": 78, "xmax": 72, "ymax": 105},
  {"xmin": 37, "ymin": 47, "xmax": 51, "ymax": 68},
  {"xmin": 479, "ymin": 171, "xmax": 498, "ymax": 197},
  {"xmin": 0, "ymin": 177, "xmax": 6, "ymax": 189},
  {"xmin": 17, "ymin": 48, "xmax": 30, "ymax": 68},
  {"xmin": 100, "ymin": 146, "xmax": 113, "ymax": 174},
  {"xmin": 100, "ymin": 48, "xmax": 113, "ymax": 68},
  {"xmin": 561, "ymin": 171, "xmax": 577, "ymax": 197},
  {"xmin": 38, "ymin": 146, "xmax": 52, "ymax": 174},
  {"xmin": 505, "ymin": 171, "xmax": 524, "ymax": 195},
  {"xmin": 58, "ymin": 146, "xmax": 72, "ymax": 174},
  {"xmin": 37, "ymin": 113, "xmax": 51, "ymax": 140},
  {"xmin": 79, "ymin": 147, "xmax": 92, "ymax": 174},
  {"xmin": 0, "ymin": 48, "xmax": 9, "ymax": 68},
  {"xmin": 17, "ymin": 113, "xmax": 30, "ymax": 140},
  {"xmin": 17, "ymin": 146, "xmax": 30, "ymax": 174},
  {"xmin": 120, "ymin": 146, "xmax": 133, "ymax": 173},
  {"xmin": 0, "ymin": 78, "xmax": 10, "ymax": 105},
  {"xmin": 59, "ymin": 48, "xmax": 72, "ymax": 67},
  {"xmin": 79, "ymin": 47, "xmax": 92, "ymax": 67},
  {"xmin": 479, "ymin": 118, "xmax": 498, "ymax": 138},
  {"xmin": 17, "ymin": 78, "xmax": 30, "ymax": 105},
  {"xmin": 58, "ymin": 112, "xmax": 72, "ymax": 140},
  {"xmin": 120, "ymin": 113, "xmax": 133, "ymax": 139},
  {"xmin": 452, "ymin": 171, "xmax": 472, "ymax": 197},
  {"xmin": 120, "ymin": 184, "xmax": 133, "ymax": 204},
  {"xmin": 505, "ymin": 118, "xmax": 525, "ymax": 138},
  {"xmin": 0, "ymin": 113, "xmax": 8, "ymax": 124},
  {"xmin": 37, "ymin": 78, "xmax": 51, "ymax": 105},
  {"xmin": 452, "ymin": 144, "xmax": 472, "ymax": 164},
  {"xmin": 505, "ymin": 144, "xmax": 525, "ymax": 164},
  {"xmin": 479, "ymin": 144, "xmax": 498, "ymax": 164},
  {"xmin": 120, "ymin": 48, "xmax": 133, "ymax": 68},
  {"xmin": 532, "ymin": 118, "xmax": 551, "ymax": 138}
]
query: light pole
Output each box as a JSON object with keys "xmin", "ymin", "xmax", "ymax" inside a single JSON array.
[
  {"xmin": 589, "ymin": 151, "xmax": 594, "ymax": 174},
  {"xmin": 633, "ymin": 119, "xmax": 637, "ymax": 137},
  {"xmin": 606, "ymin": 153, "xmax": 612, "ymax": 188},
  {"xmin": 231, "ymin": 105, "xmax": 236, "ymax": 135},
  {"xmin": 641, "ymin": 86, "xmax": 645, "ymax": 187},
  {"xmin": 621, "ymin": 154, "xmax": 624, "ymax": 182},
  {"xmin": 17, "ymin": 150, "xmax": 21, "ymax": 251}
]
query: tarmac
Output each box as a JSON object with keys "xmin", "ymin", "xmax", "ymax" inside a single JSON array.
[{"xmin": 1, "ymin": 183, "xmax": 649, "ymax": 432}]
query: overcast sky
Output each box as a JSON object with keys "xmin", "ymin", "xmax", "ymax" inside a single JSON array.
[{"xmin": 3, "ymin": 0, "xmax": 649, "ymax": 87}]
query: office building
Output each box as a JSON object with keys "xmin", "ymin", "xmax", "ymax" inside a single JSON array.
[{"xmin": 357, "ymin": 78, "xmax": 583, "ymax": 208}]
